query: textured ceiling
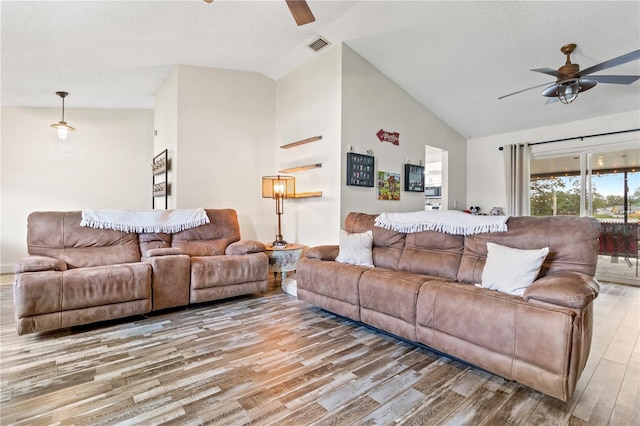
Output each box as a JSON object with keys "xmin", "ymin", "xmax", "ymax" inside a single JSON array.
[{"xmin": 2, "ymin": 1, "xmax": 639, "ymax": 139}]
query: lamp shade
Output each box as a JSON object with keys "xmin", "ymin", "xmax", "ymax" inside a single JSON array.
[
  {"xmin": 50, "ymin": 121, "xmax": 75, "ymax": 141},
  {"xmin": 262, "ymin": 175, "xmax": 295, "ymax": 199}
]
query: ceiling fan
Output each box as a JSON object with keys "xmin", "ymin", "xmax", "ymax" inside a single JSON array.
[
  {"xmin": 499, "ymin": 44, "xmax": 640, "ymax": 104},
  {"xmin": 202, "ymin": 0, "xmax": 315, "ymax": 26}
]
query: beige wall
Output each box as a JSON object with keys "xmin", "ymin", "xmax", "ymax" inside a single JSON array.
[
  {"xmin": 275, "ymin": 45, "xmax": 343, "ymax": 246},
  {"xmin": 153, "ymin": 67, "xmax": 179, "ymax": 209},
  {"xmin": 154, "ymin": 65, "xmax": 276, "ymax": 241},
  {"xmin": 0, "ymin": 107, "xmax": 154, "ymax": 272},
  {"xmin": 341, "ymin": 45, "xmax": 467, "ymax": 223},
  {"xmin": 466, "ymin": 110, "xmax": 640, "ymax": 213}
]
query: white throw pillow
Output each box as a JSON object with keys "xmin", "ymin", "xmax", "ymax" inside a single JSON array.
[
  {"xmin": 480, "ymin": 242, "xmax": 549, "ymax": 296},
  {"xmin": 335, "ymin": 229, "xmax": 374, "ymax": 267}
]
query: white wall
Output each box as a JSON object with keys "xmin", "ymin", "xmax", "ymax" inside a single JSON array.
[
  {"xmin": 1, "ymin": 107, "xmax": 154, "ymax": 272},
  {"xmin": 466, "ymin": 110, "xmax": 640, "ymax": 213},
  {"xmin": 275, "ymin": 45, "xmax": 343, "ymax": 246},
  {"xmin": 154, "ymin": 65, "xmax": 276, "ymax": 240},
  {"xmin": 341, "ymin": 45, "xmax": 467, "ymax": 222}
]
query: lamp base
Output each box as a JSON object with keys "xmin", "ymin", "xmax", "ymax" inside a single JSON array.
[{"xmin": 273, "ymin": 235, "xmax": 288, "ymax": 247}]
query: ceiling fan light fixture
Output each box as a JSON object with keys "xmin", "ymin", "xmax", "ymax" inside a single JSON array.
[
  {"xmin": 50, "ymin": 91, "xmax": 75, "ymax": 140},
  {"xmin": 558, "ymin": 79, "xmax": 580, "ymax": 104}
]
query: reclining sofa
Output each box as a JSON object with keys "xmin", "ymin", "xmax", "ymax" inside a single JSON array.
[
  {"xmin": 297, "ymin": 212, "xmax": 601, "ymax": 401},
  {"xmin": 13, "ymin": 209, "xmax": 268, "ymax": 335}
]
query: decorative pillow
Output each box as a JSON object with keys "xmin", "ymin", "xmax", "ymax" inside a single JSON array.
[
  {"xmin": 335, "ymin": 230, "xmax": 374, "ymax": 267},
  {"xmin": 480, "ymin": 242, "xmax": 549, "ymax": 296}
]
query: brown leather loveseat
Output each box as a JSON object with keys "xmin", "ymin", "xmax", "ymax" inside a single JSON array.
[
  {"xmin": 297, "ymin": 212, "xmax": 600, "ymax": 401},
  {"xmin": 13, "ymin": 209, "xmax": 268, "ymax": 335}
]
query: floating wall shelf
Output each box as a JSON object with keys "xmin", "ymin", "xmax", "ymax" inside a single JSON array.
[
  {"xmin": 293, "ymin": 191, "xmax": 322, "ymax": 198},
  {"xmin": 280, "ymin": 135, "xmax": 322, "ymax": 149},
  {"xmin": 279, "ymin": 163, "xmax": 322, "ymax": 173}
]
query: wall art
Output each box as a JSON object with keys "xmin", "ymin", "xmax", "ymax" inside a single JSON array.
[{"xmin": 377, "ymin": 171, "xmax": 400, "ymax": 200}]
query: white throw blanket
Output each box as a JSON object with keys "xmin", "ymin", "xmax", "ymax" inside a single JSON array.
[
  {"xmin": 374, "ymin": 210, "xmax": 509, "ymax": 235},
  {"xmin": 81, "ymin": 208, "xmax": 210, "ymax": 233}
]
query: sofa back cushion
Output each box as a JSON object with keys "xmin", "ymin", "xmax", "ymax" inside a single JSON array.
[
  {"xmin": 27, "ymin": 211, "xmax": 141, "ymax": 268},
  {"xmin": 344, "ymin": 212, "xmax": 405, "ymax": 269},
  {"xmin": 138, "ymin": 232, "xmax": 171, "ymax": 255},
  {"xmin": 397, "ymin": 230, "xmax": 464, "ymax": 281},
  {"xmin": 171, "ymin": 209, "xmax": 241, "ymax": 256},
  {"xmin": 457, "ymin": 216, "xmax": 600, "ymax": 284}
]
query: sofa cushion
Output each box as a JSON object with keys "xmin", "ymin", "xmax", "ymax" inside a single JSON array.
[
  {"xmin": 480, "ymin": 243, "xmax": 549, "ymax": 296},
  {"xmin": 296, "ymin": 257, "xmax": 369, "ymax": 321},
  {"xmin": 359, "ymin": 270, "xmax": 441, "ymax": 341},
  {"xmin": 415, "ymin": 281, "xmax": 577, "ymax": 398},
  {"xmin": 14, "ymin": 263, "xmax": 151, "ymax": 317},
  {"xmin": 297, "ymin": 258, "xmax": 368, "ymax": 306},
  {"xmin": 27, "ymin": 211, "xmax": 142, "ymax": 268},
  {"xmin": 172, "ymin": 209, "xmax": 241, "ymax": 256},
  {"xmin": 336, "ymin": 230, "xmax": 374, "ymax": 267},
  {"xmin": 344, "ymin": 212, "xmax": 405, "ymax": 269},
  {"xmin": 138, "ymin": 232, "xmax": 171, "ymax": 254},
  {"xmin": 457, "ymin": 216, "xmax": 600, "ymax": 285},
  {"xmin": 190, "ymin": 253, "xmax": 267, "ymax": 289},
  {"xmin": 397, "ymin": 230, "xmax": 464, "ymax": 281}
]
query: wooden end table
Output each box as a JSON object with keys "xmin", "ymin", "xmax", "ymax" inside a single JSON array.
[{"xmin": 265, "ymin": 244, "xmax": 304, "ymax": 295}]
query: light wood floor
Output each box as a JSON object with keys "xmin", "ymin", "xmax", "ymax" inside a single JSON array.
[{"xmin": 0, "ymin": 274, "xmax": 638, "ymax": 425}]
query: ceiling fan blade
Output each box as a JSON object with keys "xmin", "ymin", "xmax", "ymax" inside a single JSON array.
[
  {"xmin": 586, "ymin": 75, "xmax": 640, "ymax": 84},
  {"xmin": 578, "ymin": 49, "xmax": 640, "ymax": 77},
  {"xmin": 285, "ymin": 0, "xmax": 315, "ymax": 26},
  {"xmin": 202, "ymin": 0, "xmax": 213, "ymax": 3},
  {"xmin": 498, "ymin": 81, "xmax": 554, "ymax": 100},
  {"xmin": 531, "ymin": 67, "xmax": 570, "ymax": 79},
  {"xmin": 545, "ymin": 97, "xmax": 559, "ymax": 105}
]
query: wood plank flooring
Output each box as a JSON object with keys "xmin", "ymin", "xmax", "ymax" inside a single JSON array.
[{"xmin": 1, "ymin": 274, "xmax": 638, "ymax": 425}]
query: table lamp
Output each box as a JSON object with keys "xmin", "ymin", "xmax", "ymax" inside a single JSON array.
[{"xmin": 262, "ymin": 175, "xmax": 295, "ymax": 247}]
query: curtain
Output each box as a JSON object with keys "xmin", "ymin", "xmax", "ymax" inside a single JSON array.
[{"xmin": 503, "ymin": 143, "xmax": 531, "ymax": 216}]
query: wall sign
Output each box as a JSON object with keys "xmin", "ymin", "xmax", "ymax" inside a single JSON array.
[{"xmin": 376, "ymin": 129, "xmax": 399, "ymax": 145}]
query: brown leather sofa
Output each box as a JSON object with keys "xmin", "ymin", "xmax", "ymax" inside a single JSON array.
[
  {"xmin": 297, "ymin": 212, "xmax": 600, "ymax": 401},
  {"xmin": 13, "ymin": 209, "xmax": 268, "ymax": 335}
]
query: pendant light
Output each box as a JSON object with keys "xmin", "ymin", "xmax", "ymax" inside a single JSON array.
[{"xmin": 50, "ymin": 91, "xmax": 75, "ymax": 140}]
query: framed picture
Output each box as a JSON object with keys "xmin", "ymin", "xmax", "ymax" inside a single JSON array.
[
  {"xmin": 404, "ymin": 164, "xmax": 425, "ymax": 192},
  {"xmin": 346, "ymin": 152, "xmax": 375, "ymax": 187},
  {"xmin": 377, "ymin": 171, "xmax": 400, "ymax": 200}
]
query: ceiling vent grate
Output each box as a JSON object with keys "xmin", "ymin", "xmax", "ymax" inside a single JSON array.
[{"xmin": 308, "ymin": 37, "xmax": 331, "ymax": 52}]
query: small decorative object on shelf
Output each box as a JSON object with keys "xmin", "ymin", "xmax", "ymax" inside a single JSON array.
[
  {"xmin": 152, "ymin": 149, "xmax": 169, "ymax": 209},
  {"xmin": 404, "ymin": 163, "xmax": 425, "ymax": 192},
  {"xmin": 346, "ymin": 152, "xmax": 374, "ymax": 187}
]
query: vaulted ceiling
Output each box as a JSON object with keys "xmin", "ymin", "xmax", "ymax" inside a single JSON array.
[{"xmin": 2, "ymin": 1, "xmax": 639, "ymax": 139}]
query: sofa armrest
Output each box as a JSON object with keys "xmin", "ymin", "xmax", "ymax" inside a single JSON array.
[
  {"xmin": 143, "ymin": 247, "xmax": 184, "ymax": 257},
  {"xmin": 304, "ymin": 245, "xmax": 339, "ymax": 261},
  {"xmin": 225, "ymin": 240, "xmax": 266, "ymax": 255},
  {"xmin": 523, "ymin": 271, "xmax": 600, "ymax": 309},
  {"xmin": 14, "ymin": 255, "xmax": 67, "ymax": 273}
]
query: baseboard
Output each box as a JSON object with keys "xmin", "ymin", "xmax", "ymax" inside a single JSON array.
[{"xmin": 1, "ymin": 264, "xmax": 15, "ymax": 274}]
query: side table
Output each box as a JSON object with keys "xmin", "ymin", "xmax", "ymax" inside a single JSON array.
[{"xmin": 265, "ymin": 243, "xmax": 304, "ymax": 296}]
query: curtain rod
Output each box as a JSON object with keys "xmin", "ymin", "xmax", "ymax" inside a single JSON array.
[{"xmin": 498, "ymin": 128, "xmax": 640, "ymax": 150}]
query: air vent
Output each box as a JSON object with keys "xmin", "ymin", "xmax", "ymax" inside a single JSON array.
[{"xmin": 308, "ymin": 37, "xmax": 331, "ymax": 52}]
